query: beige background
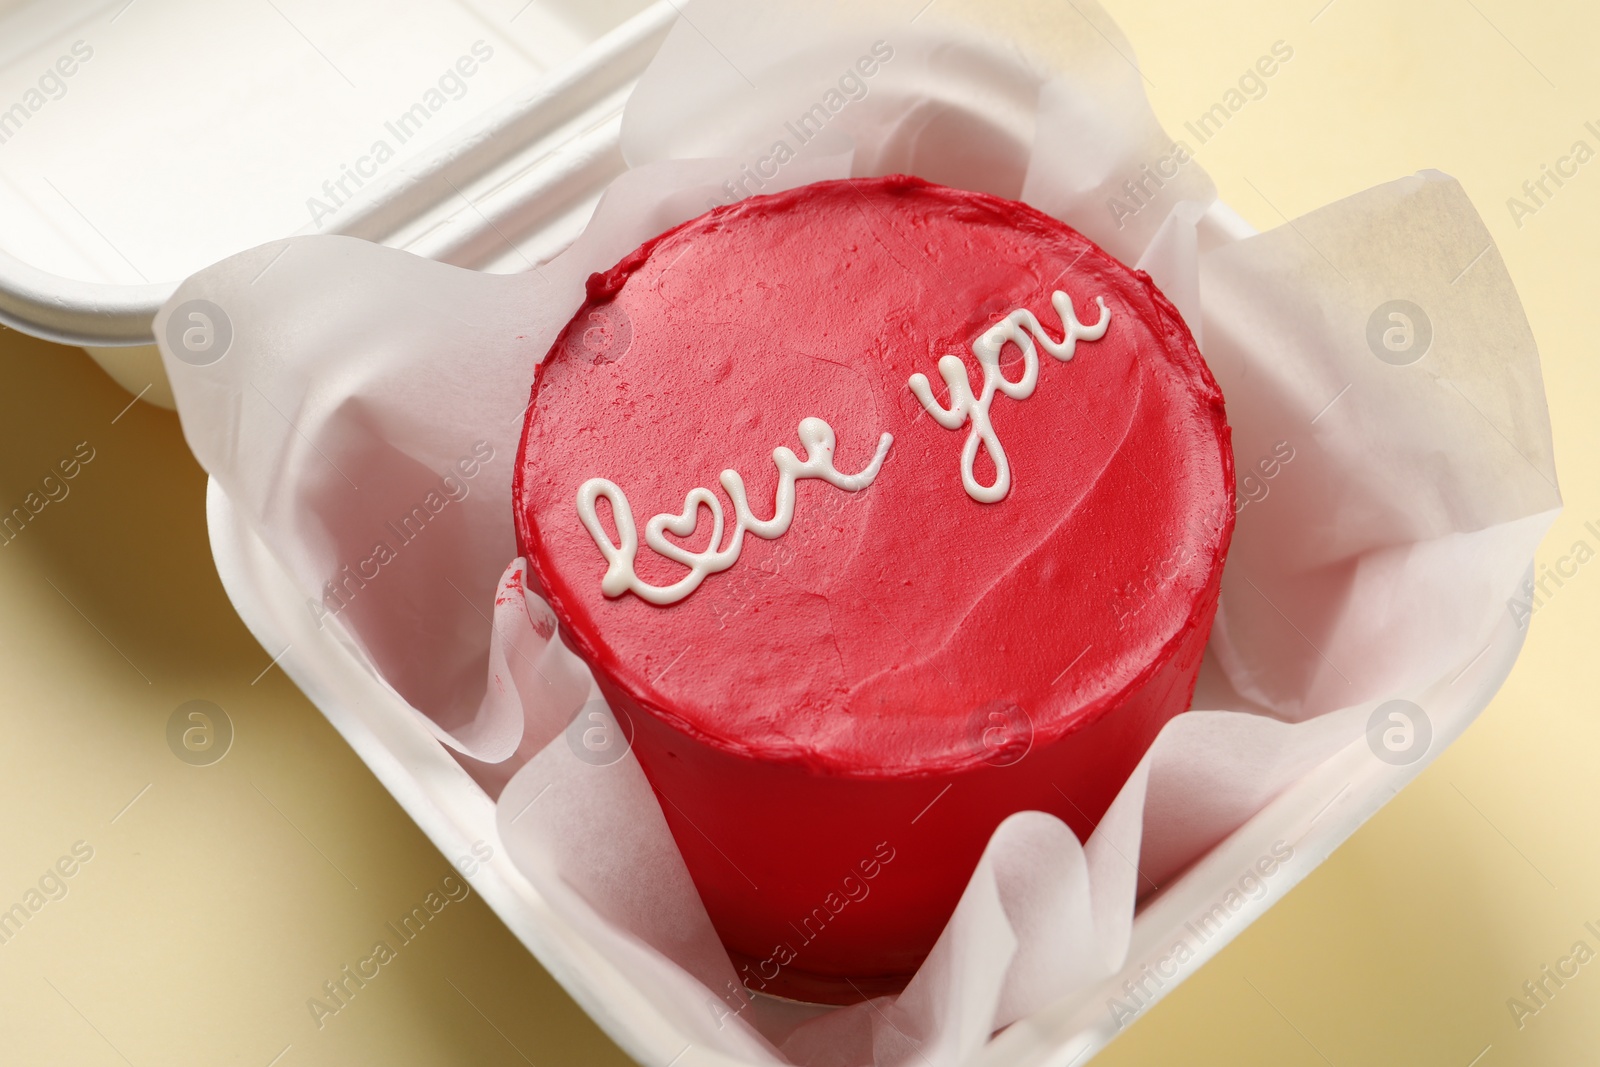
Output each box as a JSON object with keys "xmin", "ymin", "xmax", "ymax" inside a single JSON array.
[{"xmin": 2, "ymin": 0, "xmax": 1597, "ymax": 1063}]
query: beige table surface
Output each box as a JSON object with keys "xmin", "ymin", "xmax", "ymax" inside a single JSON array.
[{"xmin": 3, "ymin": 1, "xmax": 1598, "ymax": 1064}]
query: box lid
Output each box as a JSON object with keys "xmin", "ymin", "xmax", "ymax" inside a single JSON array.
[{"xmin": 0, "ymin": 0, "xmax": 671, "ymax": 346}]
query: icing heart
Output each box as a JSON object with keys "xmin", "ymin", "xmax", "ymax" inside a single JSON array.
[{"xmin": 576, "ymin": 417, "xmax": 893, "ymax": 606}]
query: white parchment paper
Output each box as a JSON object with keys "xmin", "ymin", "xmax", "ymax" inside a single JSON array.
[{"xmin": 155, "ymin": 1, "xmax": 1559, "ymax": 1063}]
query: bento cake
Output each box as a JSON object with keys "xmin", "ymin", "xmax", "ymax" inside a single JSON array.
[{"xmin": 513, "ymin": 175, "xmax": 1234, "ymax": 1001}]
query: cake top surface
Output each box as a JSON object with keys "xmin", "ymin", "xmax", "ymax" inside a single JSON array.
[{"xmin": 514, "ymin": 175, "xmax": 1232, "ymax": 776}]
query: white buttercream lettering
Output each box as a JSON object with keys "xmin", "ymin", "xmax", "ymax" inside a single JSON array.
[
  {"xmin": 577, "ymin": 418, "xmax": 892, "ymax": 606},
  {"xmin": 909, "ymin": 290, "xmax": 1111, "ymax": 502}
]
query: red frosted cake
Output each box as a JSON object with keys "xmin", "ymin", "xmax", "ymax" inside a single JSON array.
[{"xmin": 514, "ymin": 175, "xmax": 1233, "ymax": 1002}]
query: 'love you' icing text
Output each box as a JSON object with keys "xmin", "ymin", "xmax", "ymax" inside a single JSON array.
[
  {"xmin": 909, "ymin": 289, "xmax": 1110, "ymax": 503},
  {"xmin": 576, "ymin": 418, "xmax": 893, "ymax": 606}
]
